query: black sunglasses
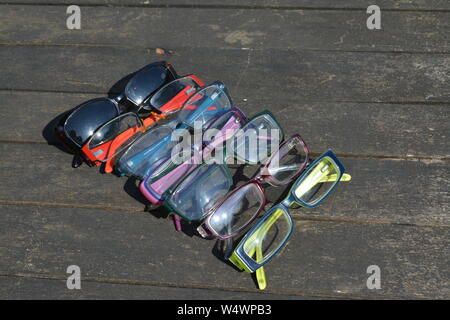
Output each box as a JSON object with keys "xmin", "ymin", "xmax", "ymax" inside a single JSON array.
[{"xmin": 55, "ymin": 61, "xmax": 178, "ymax": 165}]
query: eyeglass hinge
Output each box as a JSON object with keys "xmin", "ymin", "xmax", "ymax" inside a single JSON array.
[{"xmin": 197, "ymin": 225, "xmax": 210, "ymax": 238}]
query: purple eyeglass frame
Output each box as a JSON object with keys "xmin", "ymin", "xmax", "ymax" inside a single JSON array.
[
  {"xmin": 197, "ymin": 134, "xmax": 310, "ymax": 240},
  {"xmin": 139, "ymin": 107, "xmax": 248, "ymax": 206}
]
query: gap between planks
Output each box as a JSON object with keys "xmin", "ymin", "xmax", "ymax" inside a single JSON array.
[
  {"xmin": 0, "ymin": 89, "xmax": 448, "ymax": 106},
  {"xmin": 0, "ymin": 140, "xmax": 449, "ymax": 163},
  {"xmin": 1, "ymin": 200, "xmax": 448, "ymax": 228},
  {"xmin": 0, "ymin": 42, "xmax": 449, "ymax": 55},
  {"xmin": 0, "ymin": 272, "xmax": 411, "ymax": 300}
]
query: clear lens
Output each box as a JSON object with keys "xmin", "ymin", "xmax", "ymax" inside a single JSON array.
[
  {"xmin": 203, "ymin": 110, "xmax": 243, "ymax": 149},
  {"xmin": 65, "ymin": 98, "xmax": 119, "ymax": 147},
  {"xmin": 209, "ymin": 183, "xmax": 264, "ymax": 237},
  {"xmin": 233, "ymin": 114, "xmax": 282, "ymax": 164},
  {"xmin": 125, "ymin": 65, "xmax": 173, "ymax": 106},
  {"xmin": 169, "ymin": 164, "xmax": 231, "ymax": 221},
  {"xmin": 149, "ymin": 77, "xmax": 200, "ymax": 112},
  {"xmin": 145, "ymin": 156, "xmax": 197, "ymax": 197},
  {"xmin": 294, "ymin": 156, "xmax": 340, "ymax": 206},
  {"xmin": 243, "ymin": 207, "xmax": 291, "ymax": 263},
  {"xmin": 266, "ymin": 137, "xmax": 307, "ymax": 185},
  {"xmin": 116, "ymin": 122, "xmax": 175, "ymax": 178},
  {"xmin": 177, "ymin": 85, "xmax": 232, "ymax": 127},
  {"xmin": 87, "ymin": 113, "xmax": 143, "ymax": 161}
]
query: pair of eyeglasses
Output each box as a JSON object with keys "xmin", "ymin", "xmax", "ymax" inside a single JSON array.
[
  {"xmin": 196, "ymin": 134, "xmax": 310, "ymax": 240},
  {"xmin": 139, "ymin": 107, "xmax": 250, "ymax": 207},
  {"xmin": 114, "ymin": 81, "xmax": 234, "ymax": 179},
  {"xmin": 79, "ymin": 75, "xmax": 204, "ymax": 173},
  {"xmin": 161, "ymin": 111, "xmax": 284, "ymax": 230},
  {"xmin": 139, "ymin": 107, "xmax": 248, "ymax": 208},
  {"xmin": 55, "ymin": 61, "xmax": 179, "ymax": 167},
  {"xmin": 228, "ymin": 149, "xmax": 352, "ymax": 290}
]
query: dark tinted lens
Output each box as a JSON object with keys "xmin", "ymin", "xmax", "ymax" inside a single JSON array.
[
  {"xmin": 64, "ymin": 99, "xmax": 119, "ymax": 147},
  {"xmin": 125, "ymin": 65, "xmax": 174, "ymax": 106}
]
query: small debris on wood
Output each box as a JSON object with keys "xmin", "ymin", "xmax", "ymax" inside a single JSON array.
[{"xmin": 155, "ymin": 48, "xmax": 165, "ymax": 55}]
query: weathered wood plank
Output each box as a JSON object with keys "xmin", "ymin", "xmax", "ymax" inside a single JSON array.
[
  {"xmin": 0, "ymin": 46, "xmax": 448, "ymax": 103},
  {"xmin": 0, "ymin": 91, "xmax": 449, "ymax": 159},
  {"xmin": 0, "ymin": 275, "xmax": 314, "ymax": 299},
  {"xmin": 0, "ymin": 143, "xmax": 448, "ymax": 225},
  {"xmin": 1, "ymin": 6, "xmax": 448, "ymax": 52},
  {"xmin": 0, "ymin": 204, "xmax": 448, "ymax": 298},
  {"xmin": 0, "ymin": 1, "xmax": 448, "ymax": 10}
]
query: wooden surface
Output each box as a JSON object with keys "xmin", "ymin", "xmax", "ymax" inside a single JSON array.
[{"xmin": 0, "ymin": 1, "xmax": 448, "ymax": 299}]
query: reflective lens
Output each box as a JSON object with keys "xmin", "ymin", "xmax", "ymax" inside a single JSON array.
[
  {"xmin": 149, "ymin": 77, "xmax": 200, "ymax": 112},
  {"xmin": 266, "ymin": 136, "xmax": 308, "ymax": 185},
  {"xmin": 87, "ymin": 113, "xmax": 144, "ymax": 161},
  {"xmin": 209, "ymin": 183, "xmax": 264, "ymax": 237},
  {"xmin": 168, "ymin": 164, "xmax": 231, "ymax": 221},
  {"xmin": 177, "ymin": 85, "xmax": 232, "ymax": 127},
  {"xmin": 243, "ymin": 207, "xmax": 292, "ymax": 263},
  {"xmin": 294, "ymin": 156, "xmax": 341, "ymax": 206},
  {"xmin": 64, "ymin": 98, "xmax": 119, "ymax": 147},
  {"xmin": 125, "ymin": 65, "xmax": 175, "ymax": 106},
  {"xmin": 233, "ymin": 113, "xmax": 282, "ymax": 164},
  {"xmin": 116, "ymin": 122, "xmax": 176, "ymax": 178}
]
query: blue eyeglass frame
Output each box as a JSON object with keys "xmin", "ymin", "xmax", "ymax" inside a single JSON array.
[
  {"xmin": 230, "ymin": 149, "xmax": 346, "ymax": 273},
  {"xmin": 115, "ymin": 81, "xmax": 233, "ymax": 178}
]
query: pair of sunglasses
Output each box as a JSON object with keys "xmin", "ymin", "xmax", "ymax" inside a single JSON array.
[
  {"xmin": 161, "ymin": 111, "xmax": 284, "ymax": 230},
  {"xmin": 80, "ymin": 75, "xmax": 204, "ymax": 173},
  {"xmin": 55, "ymin": 61, "xmax": 179, "ymax": 167},
  {"xmin": 228, "ymin": 150, "xmax": 351, "ymax": 290},
  {"xmin": 114, "ymin": 81, "xmax": 234, "ymax": 179}
]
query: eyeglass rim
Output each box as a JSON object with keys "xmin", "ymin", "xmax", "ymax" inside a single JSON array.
[
  {"xmin": 63, "ymin": 97, "xmax": 121, "ymax": 148},
  {"xmin": 116, "ymin": 120, "xmax": 178, "ymax": 178},
  {"xmin": 259, "ymin": 134, "xmax": 310, "ymax": 187},
  {"xmin": 231, "ymin": 110, "xmax": 285, "ymax": 165},
  {"xmin": 231, "ymin": 203, "xmax": 294, "ymax": 273},
  {"xmin": 124, "ymin": 61, "xmax": 178, "ymax": 107},
  {"xmin": 84, "ymin": 112, "xmax": 143, "ymax": 150},
  {"xmin": 286, "ymin": 149, "xmax": 346, "ymax": 208},
  {"xmin": 202, "ymin": 180, "xmax": 267, "ymax": 240},
  {"xmin": 177, "ymin": 81, "xmax": 233, "ymax": 124},
  {"xmin": 148, "ymin": 74, "xmax": 204, "ymax": 114},
  {"xmin": 163, "ymin": 163, "xmax": 234, "ymax": 222},
  {"xmin": 138, "ymin": 107, "xmax": 247, "ymax": 203},
  {"xmin": 200, "ymin": 134, "xmax": 309, "ymax": 239}
]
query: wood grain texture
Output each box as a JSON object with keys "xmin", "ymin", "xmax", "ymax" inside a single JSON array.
[
  {"xmin": 0, "ymin": 143, "xmax": 448, "ymax": 225},
  {"xmin": 0, "ymin": 1, "xmax": 448, "ymax": 10},
  {"xmin": 0, "ymin": 6, "xmax": 448, "ymax": 52},
  {"xmin": 1, "ymin": 91, "xmax": 448, "ymax": 159},
  {"xmin": 0, "ymin": 276, "xmax": 316, "ymax": 299},
  {"xmin": 0, "ymin": 46, "xmax": 448, "ymax": 103},
  {"xmin": 0, "ymin": 204, "xmax": 448, "ymax": 299},
  {"xmin": 0, "ymin": 0, "xmax": 448, "ymax": 300}
]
